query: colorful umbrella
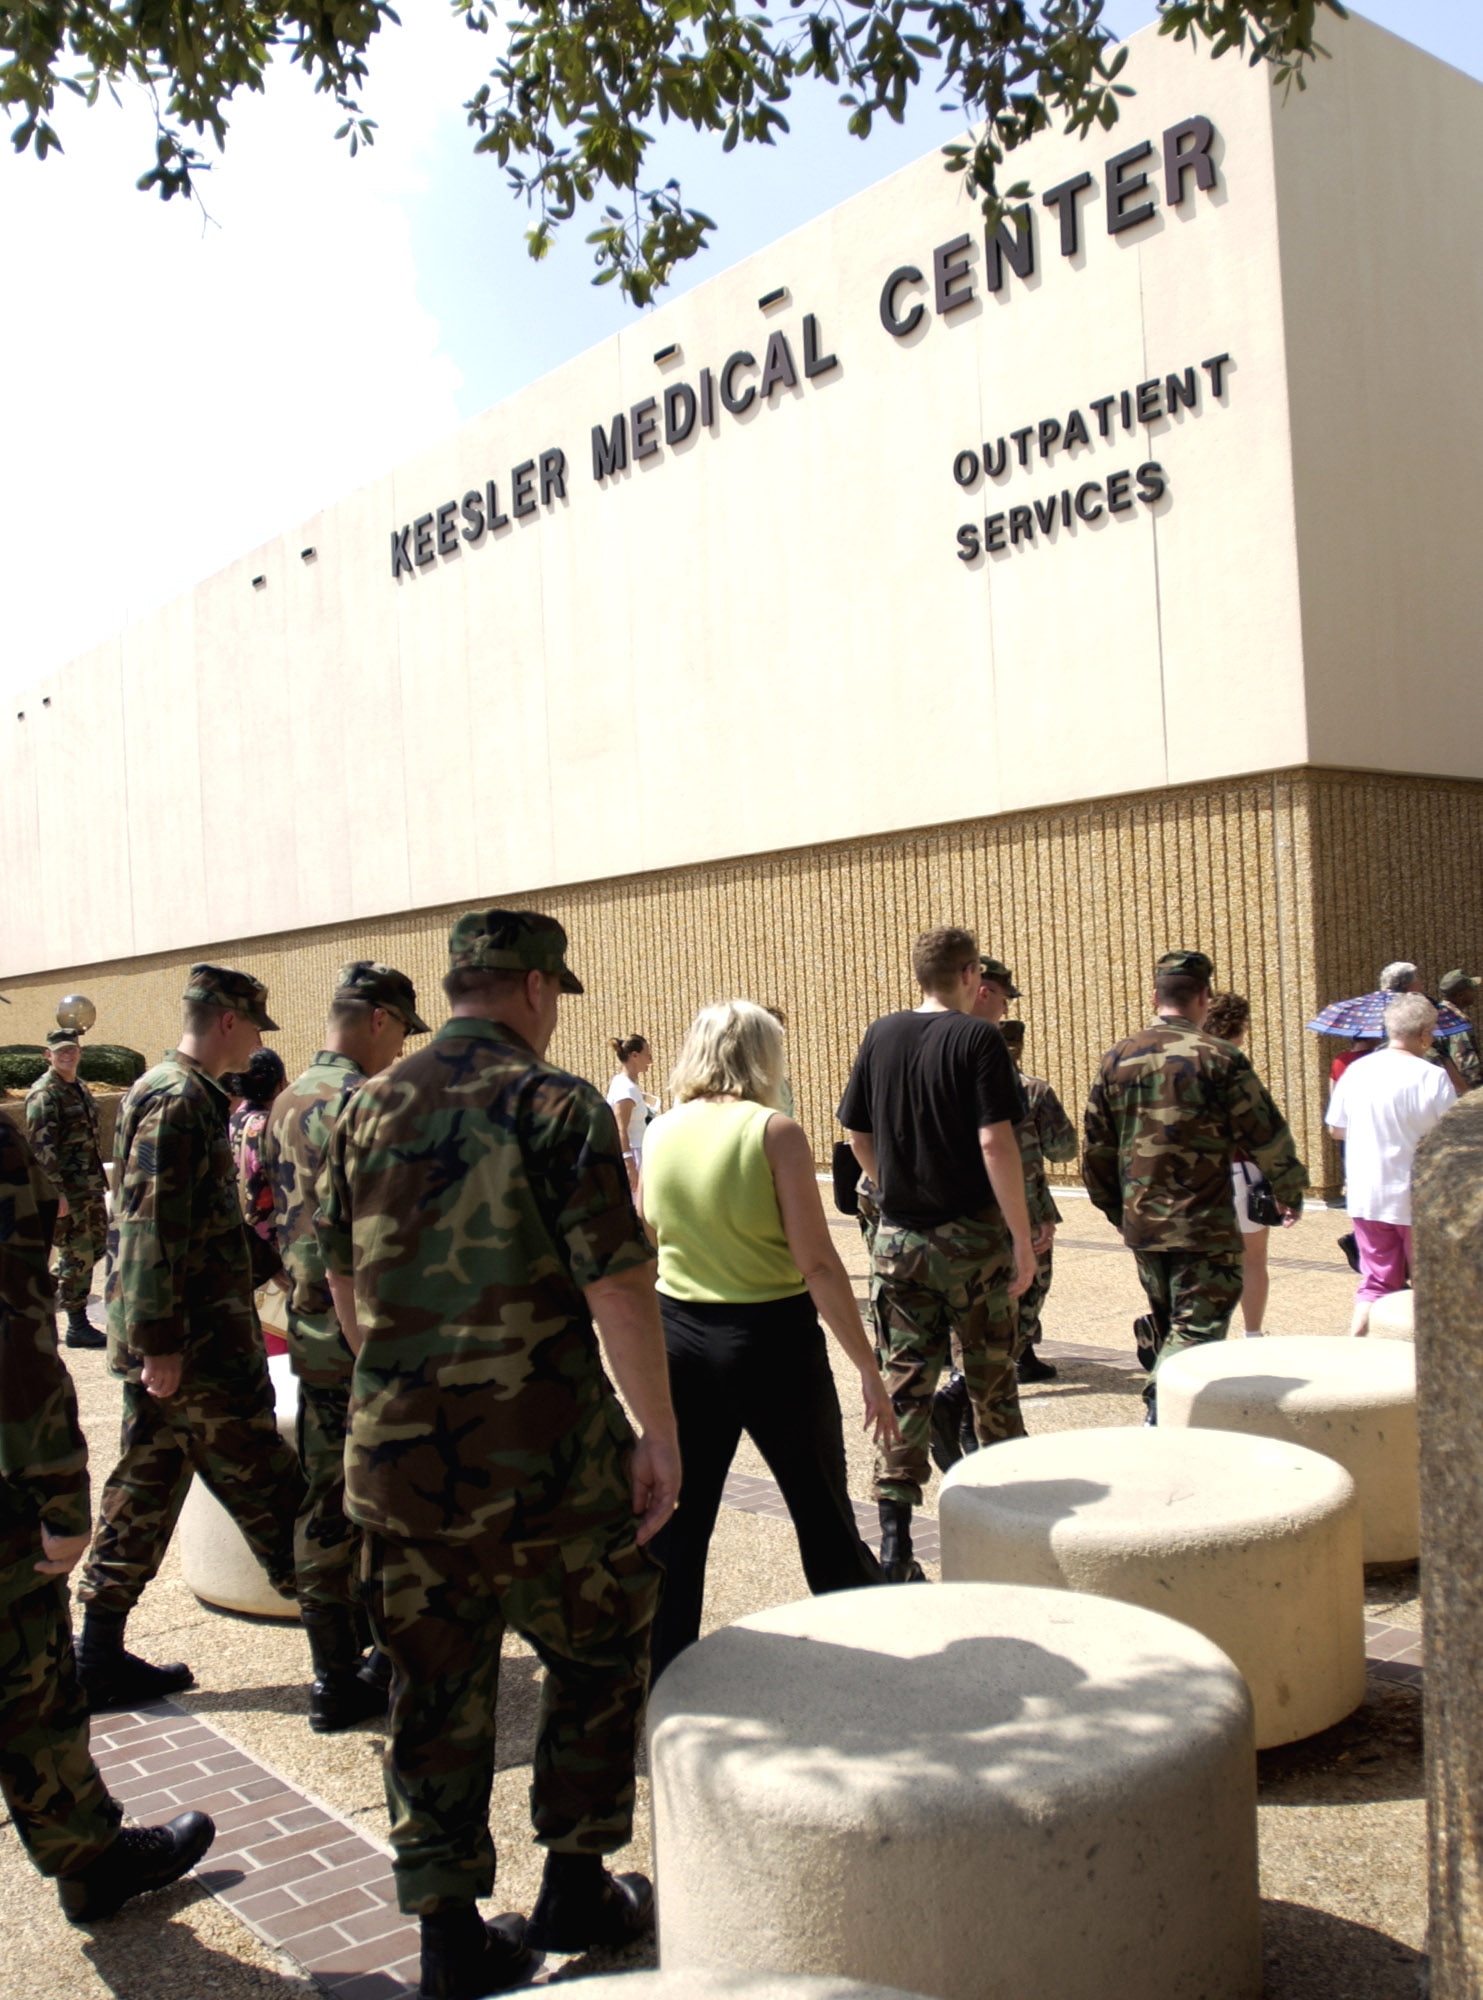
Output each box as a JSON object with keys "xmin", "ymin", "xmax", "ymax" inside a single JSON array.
[{"xmin": 1306, "ymin": 991, "xmax": 1471, "ymax": 1037}]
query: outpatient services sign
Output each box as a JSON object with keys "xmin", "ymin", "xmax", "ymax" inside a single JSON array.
[{"xmin": 386, "ymin": 115, "xmax": 1226, "ymax": 581}]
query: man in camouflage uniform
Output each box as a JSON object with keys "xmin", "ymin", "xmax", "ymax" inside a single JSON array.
[
  {"xmin": 259, "ymin": 961, "xmax": 429, "ymax": 1734},
  {"xmin": 1082, "ymin": 950, "xmax": 1308, "ymax": 1420},
  {"xmin": 26, "ymin": 1029, "xmax": 108, "ymax": 1350},
  {"xmin": 839, "ymin": 928, "xmax": 1033, "ymax": 1582},
  {"xmin": 74, "ymin": 965, "xmax": 306, "ymax": 1712},
  {"xmin": 1002, "ymin": 1018, "xmax": 1077, "ymax": 1384},
  {"xmin": 317, "ymin": 911, "xmax": 679, "ymax": 1999},
  {"xmin": 1438, "ymin": 971, "xmax": 1481, "ymax": 1089},
  {"xmin": 0, "ymin": 1116, "xmax": 215, "ymax": 1921}
]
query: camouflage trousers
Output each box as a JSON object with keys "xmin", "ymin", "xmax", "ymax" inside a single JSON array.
[
  {"xmin": 79, "ymin": 1352, "xmax": 304, "ymax": 1614},
  {"xmin": 364, "ymin": 1520, "xmax": 659, "ymax": 1914},
  {"xmin": 0, "ymin": 1572, "xmax": 121, "ymax": 1878},
  {"xmin": 1132, "ymin": 1249, "xmax": 1245, "ymax": 1405},
  {"xmin": 286, "ymin": 1312, "xmax": 360, "ymax": 1617},
  {"xmin": 52, "ymin": 1191, "xmax": 107, "ymax": 1314},
  {"xmin": 872, "ymin": 1208, "xmax": 1025, "ymax": 1507},
  {"xmin": 1014, "ymin": 1245, "xmax": 1054, "ymax": 1350}
]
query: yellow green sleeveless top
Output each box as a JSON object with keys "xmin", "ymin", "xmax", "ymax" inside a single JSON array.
[{"xmin": 642, "ymin": 1098, "xmax": 807, "ymax": 1304}]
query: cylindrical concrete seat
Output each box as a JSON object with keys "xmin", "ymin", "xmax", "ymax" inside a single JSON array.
[
  {"xmin": 569, "ymin": 1976, "xmax": 934, "ymax": 1998},
  {"xmin": 939, "ymin": 1428, "xmax": 1364, "ymax": 1747},
  {"xmin": 650, "ymin": 1583, "xmax": 1259, "ymax": 2000},
  {"xmin": 1156, "ymin": 1335, "xmax": 1418, "ymax": 1563},
  {"xmin": 1366, "ymin": 1290, "xmax": 1415, "ymax": 1341},
  {"xmin": 178, "ymin": 1351, "xmax": 300, "ymax": 1620}
]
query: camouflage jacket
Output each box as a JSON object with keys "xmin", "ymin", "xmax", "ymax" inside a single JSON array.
[
  {"xmin": 0, "ymin": 1120, "xmax": 89, "ymax": 1603},
  {"xmin": 1016, "ymin": 1072, "xmax": 1077, "ymax": 1228},
  {"xmin": 260, "ymin": 1051, "xmax": 366, "ymax": 1324},
  {"xmin": 317, "ymin": 1017, "xmax": 655, "ymax": 1546},
  {"xmin": 1082, "ymin": 1016, "xmax": 1308, "ymax": 1253},
  {"xmin": 105, "ymin": 1051, "xmax": 258, "ymax": 1365},
  {"xmin": 1436, "ymin": 1028, "xmax": 1481, "ymax": 1090},
  {"xmin": 25, "ymin": 1068, "xmax": 105, "ymax": 1200}
]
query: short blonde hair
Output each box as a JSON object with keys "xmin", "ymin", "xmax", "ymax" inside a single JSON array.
[
  {"xmin": 1385, "ymin": 993, "xmax": 1437, "ymax": 1041},
  {"xmin": 669, "ymin": 1000, "xmax": 786, "ymax": 1108}
]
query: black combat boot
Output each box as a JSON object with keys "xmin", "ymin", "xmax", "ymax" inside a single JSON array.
[
  {"xmin": 958, "ymin": 1399, "xmax": 980, "ymax": 1460},
  {"xmin": 928, "ymin": 1372, "xmax": 968, "ymax": 1474},
  {"xmin": 1016, "ymin": 1346, "xmax": 1058, "ymax": 1384},
  {"xmin": 77, "ymin": 1607, "xmax": 194, "ymax": 1713},
  {"xmin": 419, "ymin": 1904, "xmax": 542, "ymax": 1997},
  {"xmin": 877, "ymin": 1499, "xmax": 926, "ymax": 1584},
  {"xmin": 64, "ymin": 1308, "xmax": 106, "ymax": 1350},
  {"xmin": 302, "ymin": 1607, "xmax": 391, "ymax": 1734},
  {"xmin": 525, "ymin": 1852, "xmax": 655, "ymax": 1955},
  {"xmin": 57, "ymin": 1811, "xmax": 216, "ymax": 1924}
]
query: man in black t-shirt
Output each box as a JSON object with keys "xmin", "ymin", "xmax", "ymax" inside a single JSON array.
[{"xmin": 837, "ymin": 927, "xmax": 1035, "ymax": 1580}]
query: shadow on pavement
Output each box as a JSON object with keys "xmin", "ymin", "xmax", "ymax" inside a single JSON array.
[
  {"xmin": 1262, "ymin": 1899, "xmax": 1425, "ymax": 1999},
  {"xmin": 1258, "ymin": 1682, "xmax": 1424, "ymax": 1807},
  {"xmin": 81, "ymin": 1879, "xmax": 315, "ymax": 1996}
]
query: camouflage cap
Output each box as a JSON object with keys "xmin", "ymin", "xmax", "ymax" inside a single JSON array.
[
  {"xmin": 45, "ymin": 1028, "xmax": 79, "ymax": 1049},
  {"xmin": 183, "ymin": 964, "xmax": 279, "ymax": 1032},
  {"xmin": 333, "ymin": 961, "xmax": 431, "ymax": 1034},
  {"xmin": 1440, "ymin": 969, "xmax": 1480, "ymax": 997},
  {"xmin": 979, "ymin": 956, "xmax": 1021, "ymax": 997},
  {"xmin": 447, "ymin": 910, "xmax": 584, "ymax": 994},
  {"xmin": 1156, "ymin": 950, "xmax": 1214, "ymax": 985}
]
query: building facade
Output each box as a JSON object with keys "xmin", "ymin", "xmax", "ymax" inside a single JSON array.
[{"xmin": 4, "ymin": 17, "xmax": 1481, "ymax": 1192}]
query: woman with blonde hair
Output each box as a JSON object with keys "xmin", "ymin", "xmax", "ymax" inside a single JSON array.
[{"xmin": 641, "ymin": 1000, "xmax": 897, "ymax": 1679}]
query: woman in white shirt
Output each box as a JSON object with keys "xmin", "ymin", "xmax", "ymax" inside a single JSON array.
[
  {"xmin": 1326, "ymin": 992, "xmax": 1456, "ymax": 1333},
  {"xmin": 606, "ymin": 1034, "xmax": 654, "ymax": 1192}
]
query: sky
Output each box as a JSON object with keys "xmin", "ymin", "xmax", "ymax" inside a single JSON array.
[{"xmin": 3, "ymin": 1, "xmax": 1481, "ymax": 700}]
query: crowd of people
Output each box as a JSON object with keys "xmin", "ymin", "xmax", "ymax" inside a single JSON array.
[{"xmin": 0, "ymin": 912, "xmax": 1468, "ymax": 1998}]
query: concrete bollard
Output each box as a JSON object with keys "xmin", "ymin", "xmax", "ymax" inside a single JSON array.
[
  {"xmin": 650, "ymin": 1583, "xmax": 1260, "ymax": 2000},
  {"xmin": 1413, "ymin": 1091, "xmax": 1483, "ymax": 1998},
  {"xmin": 1366, "ymin": 1289, "xmax": 1415, "ymax": 1340},
  {"xmin": 939, "ymin": 1426, "xmax": 1365, "ymax": 1747},
  {"xmin": 1156, "ymin": 1335, "xmax": 1419, "ymax": 1562}
]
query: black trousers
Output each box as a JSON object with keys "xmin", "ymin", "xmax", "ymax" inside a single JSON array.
[{"xmin": 648, "ymin": 1292, "xmax": 880, "ymax": 1682}]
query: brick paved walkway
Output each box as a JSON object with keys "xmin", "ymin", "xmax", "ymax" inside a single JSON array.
[{"xmin": 91, "ymin": 1707, "xmax": 419, "ymax": 1999}]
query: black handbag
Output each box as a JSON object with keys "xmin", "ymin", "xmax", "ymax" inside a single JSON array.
[
  {"xmin": 831, "ymin": 1141, "xmax": 861, "ymax": 1216},
  {"xmin": 1240, "ymin": 1162, "xmax": 1282, "ymax": 1229}
]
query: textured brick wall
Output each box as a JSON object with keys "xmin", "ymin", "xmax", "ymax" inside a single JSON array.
[{"xmin": 6, "ymin": 768, "xmax": 1477, "ymax": 1196}]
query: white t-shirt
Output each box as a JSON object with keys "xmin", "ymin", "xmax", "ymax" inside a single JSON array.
[
  {"xmin": 1327, "ymin": 1046, "xmax": 1456, "ymax": 1225},
  {"xmin": 606, "ymin": 1072, "xmax": 651, "ymax": 1158}
]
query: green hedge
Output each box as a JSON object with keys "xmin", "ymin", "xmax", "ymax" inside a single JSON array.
[
  {"xmin": 0, "ymin": 1044, "xmax": 146, "ymax": 1091},
  {"xmin": 80, "ymin": 1045, "xmax": 147, "ymax": 1087}
]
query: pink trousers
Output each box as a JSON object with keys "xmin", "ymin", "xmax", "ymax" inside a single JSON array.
[{"xmin": 1353, "ymin": 1217, "xmax": 1413, "ymax": 1302}]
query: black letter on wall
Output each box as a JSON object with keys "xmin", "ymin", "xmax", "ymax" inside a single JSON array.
[
  {"xmin": 1041, "ymin": 173, "xmax": 1093, "ymax": 256},
  {"xmin": 879, "ymin": 267, "xmax": 926, "ymax": 337},
  {"xmin": 1106, "ymin": 141, "xmax": 1155, "ymax": 233},
  {"xmin": 802, "ymin": 314, "xmax": 838, "ymax": 377},
  {"xmin": 592, "ymin": 416, "xmax": 628, "ymax": 480},
  {"xmin": 984, "ymin": 208, "xmax": 1035, "ymax": 292},
  {"xmin": 1163, "ymin": 117, "xmax": 1217, "ymax": 205}
]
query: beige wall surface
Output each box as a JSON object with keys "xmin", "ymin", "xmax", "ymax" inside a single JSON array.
[
  {"xmin": 3, "ymin": 18, "xmax": 1319, "ymax": 978},
  {"xmin": 9, "ymin": 766, "xmax": 1479, "ymax": 1199},
  {"xmin": 1273, "ymin": 21, "xmax": 1483, "ymax": 777}
]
